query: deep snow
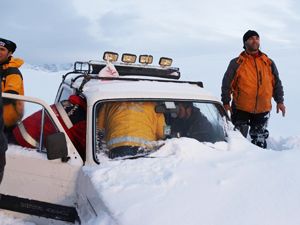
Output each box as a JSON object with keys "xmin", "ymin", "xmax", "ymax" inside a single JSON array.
[{"xmin": 83, "ymin": 131, "xmax": 300, "ymax": 225}]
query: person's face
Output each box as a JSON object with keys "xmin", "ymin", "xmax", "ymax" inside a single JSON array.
[
  {"xmin": 177, "ymin": 104, "xmax": 192, "ymax": 119},
  {"xmin": 245, "ymin": 36, "xmax": 260, "ymax": 52},
  {"xmin": 0, "ymin": 46, "xmax": 11, "ymax": 64}
]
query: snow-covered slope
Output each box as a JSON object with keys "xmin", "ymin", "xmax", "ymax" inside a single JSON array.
[{"xmin": 21, "ymin": 64, "xmax": 67, "ymax": 103}]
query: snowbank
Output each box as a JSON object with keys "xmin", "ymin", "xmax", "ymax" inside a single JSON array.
[
  {"xmin": 84, "ymin": 131, "xmax": 300, "ymax": 225},
  {"xmin": 0, "ymin": 211, "xmax": 35, "ymax": 225}
]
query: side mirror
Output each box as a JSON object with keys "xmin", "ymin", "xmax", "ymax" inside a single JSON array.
[{"xmin": 45, "ymin": 132, "xmax": 68, "ymax": 160}]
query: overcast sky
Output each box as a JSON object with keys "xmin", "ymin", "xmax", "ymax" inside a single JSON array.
[
  {"xmin": 1, "ymin": 0, "xmax": 300, "ymax": 135},
  {"xmin": 2, "ymin": 0, "xmax": 299, "ymax": 64}
]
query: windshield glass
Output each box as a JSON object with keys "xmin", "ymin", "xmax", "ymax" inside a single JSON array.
[{"xmin": 94, "ymin": 100, "xmax": 228, "ymax": 162}]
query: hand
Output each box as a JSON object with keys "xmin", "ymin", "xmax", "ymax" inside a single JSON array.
[
  {"xmin": 223, "ymin": 104, "xmax": 232, "ymax": 114},
  {"xmin": 276, "ymin": 103, "xmax": 286, "ymax": 117}
]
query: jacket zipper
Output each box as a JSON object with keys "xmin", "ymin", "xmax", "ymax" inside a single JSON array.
[
  {"xmin": 259, "ymin": 71, "xmax": 262, "ymax": 85},
  {"xmin": 254, "ymin": 58, "xmax": 260, "ymax": 113}
]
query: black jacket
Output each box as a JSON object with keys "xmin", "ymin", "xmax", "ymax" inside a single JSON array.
[
  {"xmin": 0, "ymin": 65, "xmax": 8, "ymax": 153},
  {"xmin": 170, "ymin": 107, "xmax": 224, "ymax": 143}
]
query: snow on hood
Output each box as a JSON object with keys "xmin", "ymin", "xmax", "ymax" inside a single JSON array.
[{"xmin": 83, "ymin": 132, "xmax": 300, "ymax": 225}]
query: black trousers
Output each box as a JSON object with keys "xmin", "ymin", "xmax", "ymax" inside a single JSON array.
[
  {"xmin": 0, "ymin": 152, "xmax": 6, "ymax": 184},
  {"xmin": 231, "ymin": 107, "xmax": 270, "ymax": 148}
]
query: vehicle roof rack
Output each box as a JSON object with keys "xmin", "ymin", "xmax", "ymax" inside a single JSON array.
[
  {"xmin": 71, "ymin": 75, "xmax": 203, "ymax": 94},
  {"xmin": 64, "ymin": 61, "xmax": 181, "ymax": 81}
]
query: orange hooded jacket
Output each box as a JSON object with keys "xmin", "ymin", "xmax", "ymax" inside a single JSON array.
[{"xmin": 221, "ymin": 51, "xmax": 284, "ymax": 113}]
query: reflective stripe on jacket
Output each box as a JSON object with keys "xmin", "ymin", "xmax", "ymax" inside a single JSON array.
[
  {"xmin": 97, "ymin": 102, "xmax": 165, "ymax": 150},
  {"xmin": 221, "ymin": 51, "xmax": 284, "ymax": 113}
]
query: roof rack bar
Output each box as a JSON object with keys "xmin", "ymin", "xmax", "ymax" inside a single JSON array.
[
  {"xmin": 62, "ymin": 71, "xmax": 84, "ymax": 81},
  {"xmin": 75, "ymin": 75, "xmax": 203, "ymax": 94},
  {"xmin": 72, "ymin": 61, "xmax": 180, "ymax": 80}
]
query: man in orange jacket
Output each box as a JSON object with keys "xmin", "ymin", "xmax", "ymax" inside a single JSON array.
[
  {"xmin": 0, "ymin": 38, "xmax": 24, "ymax": 136},
  {"xmin": 221, "ymin": 30, "xmax": 286, "ymax": 148},
  {"xmin": 0, "ymin": 38, "xmax": 19, "ymax": 183}
]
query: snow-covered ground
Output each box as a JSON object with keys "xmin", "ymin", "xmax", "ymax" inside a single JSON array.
[
  {"xmin": 1, "ymin": 65, "xmax": 300, "ymax": 225},
  {"xmin": 0, "ymin": 211, "xmax": 35, "ymax": 225},
  {"xmin": 83, "ymin": 131, "xmax": 300, "ymax": 225}
]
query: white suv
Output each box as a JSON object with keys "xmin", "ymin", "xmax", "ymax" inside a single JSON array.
[{"xmin": 0, "ymin": 53, "xmax": 230, "ymax": 224}]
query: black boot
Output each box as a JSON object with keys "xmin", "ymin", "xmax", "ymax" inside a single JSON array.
[{"xmin": 250, "ymin": 126, "xmax": 269, "ymax": 149}]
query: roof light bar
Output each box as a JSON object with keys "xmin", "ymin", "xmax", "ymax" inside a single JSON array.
[
  {"xmin": 139, "ymin": 55, "xmax": 153, "ymax": 65},
  {"xmin": 121, "ymin": 53, "xmax": 137, "ymax": 63},
  {"xmin": 103, "ymin": 51, "xmax": 119, "ymax": 62},
  {"xmin": 74, "ymin": 61, "xmax": 90, "ymax": 73},
  {"xmin": 159, "ymin": 57, "xmax": 173, "ymax": 67}
]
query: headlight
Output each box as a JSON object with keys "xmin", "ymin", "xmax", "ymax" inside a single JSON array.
[
  {"xmin": 159, "ymin": 57, "xmax": 173, "ymax": 67},
  {"xmin": 103, "ymin": 51, "xmax": 119, "ymax": 62},
  {"xmin": 121, "ymin": 53, "xmax": 137, "ymax": 63},
  {"xmin": 139, "ymin": 55, "xmax": 153, "ymax": 65}
]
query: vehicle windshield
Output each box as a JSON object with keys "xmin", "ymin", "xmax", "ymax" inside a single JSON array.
[{"xmin": 93, "ymin": 100, "xmax": 228, "ymax": 162}]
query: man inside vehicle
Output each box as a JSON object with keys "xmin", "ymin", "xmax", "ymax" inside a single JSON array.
[
  {"xmin": 169, "ymin": 102, "xmax": 221, "ymax": 143},
  {"xmin": 97, "ymin": 101, "xmax": 166, "ymax": 159}
]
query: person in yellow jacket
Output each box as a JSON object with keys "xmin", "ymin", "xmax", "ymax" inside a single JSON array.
[
  {"xmin": 97, "ymin": 101, "xmax": 166, "ymax": 158},
  {"xmin": 0, "ymin": 38, "xmax": 24, "ymax": 135}
]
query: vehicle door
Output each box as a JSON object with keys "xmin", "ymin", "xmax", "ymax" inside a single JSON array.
[{"xmin": 0, "ymin": 93, "xmax": 83, "ymax": 223}]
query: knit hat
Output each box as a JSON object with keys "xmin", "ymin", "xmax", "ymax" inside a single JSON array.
[
  {"xmin": 0, "ymin": 38, "xmax": 17, "ymax": 53},
  {"xmin": 243, "ymin": 30, "xmax": 259, "ymax": 44}
]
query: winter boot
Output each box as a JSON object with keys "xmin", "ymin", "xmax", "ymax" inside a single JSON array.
[{"xmin": 250, "ymin": 126, "xmax": 269, "ymax": 149}]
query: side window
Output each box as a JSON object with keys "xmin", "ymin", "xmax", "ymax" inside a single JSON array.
[
  {"xmin": 57, "ymin": 87, "xmax": 73, "ymax": 102},
  {"xmin": 3, "ymin": 97, "xmax": 60, "ymax": 153}
]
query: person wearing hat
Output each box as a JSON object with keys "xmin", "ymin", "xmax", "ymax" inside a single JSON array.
[
  {"xmin": 221, "ymin": 30, "xmax": 285, "ymax": 148},
  {"xmin": 0, "ymin": 38, "xmax": 25, "ymax": 136},
  {"xmin": 0, "ymin": 38, "xmax": 24, "ymax": 183}
]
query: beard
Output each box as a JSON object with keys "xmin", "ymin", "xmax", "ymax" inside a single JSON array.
[{"xmin": 245, "ymin": 42, "xmax": 260, "ymax": 52}]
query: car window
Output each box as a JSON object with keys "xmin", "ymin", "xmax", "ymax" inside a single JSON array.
[
  {"xmin": 3, "ymin": 97, "xmax": 60, "ymax": 153},
  {"xmin": 57, "ymin": 87, "xmax": 73, "ymax": 102},
  {"xmin": 93, "ymin": 100, "xmax": 228, "ymax": 162}
]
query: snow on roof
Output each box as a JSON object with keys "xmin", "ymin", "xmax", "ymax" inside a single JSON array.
[{"xmin": 70, "ymin": 78, "xmax": 219, "ymax": 105}]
